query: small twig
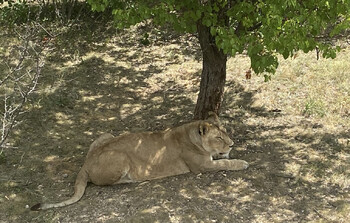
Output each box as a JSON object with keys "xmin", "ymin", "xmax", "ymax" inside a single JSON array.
[
  {"xmin": 20, "ymin": 152, "xmax": 25, "ymax": 163},
  {"xmin": 272, "ymin": 172, "xmax": 296, "ymax": 179},
  {"xmin": 1, "ymin": 9, "xmax": 46, "ymax": 149},
  {"xmin": 313, "ymin": 208, "xmax": 331, "ymax": 222},
  {"xmin": 0, "ymin": 74, "xmax": 11, "ymax": 86},
  {"xmin": 0, "ymin": 145, "xmax": 18, "ymax": 149},
  {"xmin": 36, "ymin": 22, "xmax": 57, "ymax": 38}
]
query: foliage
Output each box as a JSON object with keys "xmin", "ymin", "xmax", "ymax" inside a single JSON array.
[
  {"xmin": 87, "ymin": 0, "xmax": 350, "ymax": 76},
  {"xmin": 0, "ymin": 0, "xmax": 30, "ymax": 25},
  {"xmin": 0, "ymin": 0, "xmax": 101, "ymax": 26}
]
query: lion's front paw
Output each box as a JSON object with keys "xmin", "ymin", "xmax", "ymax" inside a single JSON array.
[
  {"xmin": 231, "ymin": 159, "xmax": 249, "ymax": 170},
  {"xmin": 241, "ymin": 160, "xmax": 249, "ymax": 169}
]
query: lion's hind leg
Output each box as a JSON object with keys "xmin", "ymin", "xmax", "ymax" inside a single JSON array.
[{"xmin": 88, "ymin": 151, "xmax": 132, "ymax": 185}]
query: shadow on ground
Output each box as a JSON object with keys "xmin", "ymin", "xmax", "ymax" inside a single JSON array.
[{"xmin": 0, "ymin": 20, "xmax": 349, "ymax": 223}]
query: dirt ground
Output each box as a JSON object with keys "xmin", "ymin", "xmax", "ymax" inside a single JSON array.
[{"xmin": 1, "ymin": 22, "xmax": 349, "ymax": 223}]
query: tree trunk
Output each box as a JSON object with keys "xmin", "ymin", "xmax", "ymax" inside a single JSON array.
[{"xmin": 193, "ymin": 23, "xmax": 227, "ymax": 120}]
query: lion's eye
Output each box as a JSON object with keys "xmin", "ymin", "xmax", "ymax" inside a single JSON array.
[{"xmin": 217, "ymin": 137, "xmax": 224, "ymax": 141}]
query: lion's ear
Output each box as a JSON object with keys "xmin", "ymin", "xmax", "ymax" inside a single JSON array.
[
  {"xmin": 198, "ymin": 123, "xmax": 210, "ymax": 136},
  {"xmin": 206, "ymin": 111, "xmax": 220, "ymax": 125}
]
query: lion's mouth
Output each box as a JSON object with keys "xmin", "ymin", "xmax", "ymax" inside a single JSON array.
[{"xmin": 217, "ymin": 152, "xmax": 230, "ymax": 159}]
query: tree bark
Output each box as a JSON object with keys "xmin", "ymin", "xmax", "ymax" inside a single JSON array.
[{"xmin": 193, "ymin": 23, "xmax": 227, "ymax": 120}]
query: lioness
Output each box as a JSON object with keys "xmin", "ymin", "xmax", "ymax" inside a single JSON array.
[{"xmin": 31, "ymin": 112, "xmax": 248, "ymax": 211}]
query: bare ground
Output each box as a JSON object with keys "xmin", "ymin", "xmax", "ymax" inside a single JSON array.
[{"xmin": 0, "ymin": 23, "xmax": 349, "ymax": 222}]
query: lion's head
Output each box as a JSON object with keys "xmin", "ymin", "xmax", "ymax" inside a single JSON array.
[{"xmin": 196, "ymin": 112, "xmax": 233, "ymax": 157}]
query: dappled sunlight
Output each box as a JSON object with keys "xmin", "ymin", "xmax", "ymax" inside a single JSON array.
[
  {"xmin": 284, "ymin": 162, "xmax": 301, "ymax": 176},
  {"xmin": 55, "ymin": 112, "xmax": 74, "ymax": 125},
  {"xmin": 120, "ymin": 103, "xmax": 142, "ymax": 119},
  {"xmin": 134, "ymin": 139, "xmax": 143, "ymax": 152},
  {"xmin": 141, "ymin": 205, "xmax": 162, "ymax": 214},
  {"xmin": 150, "ymin": 146, "xmax": 167, "ymax": 164},
  {"xmin": 179, "ymin": 188, "xmax": 192, "ymax": 200},
  {"xmin": 82, "ymin": 51, "xmax": 116, "ymax": 65},
  {"xmin": 1, "ymin": 17, "xmax": 349, "ymax": 222},
  {"xmin": 44, "ymin": 155, "xmax": 59, "ymax": 162},
  {"xmin": 81, "ymin": 95, "xmax": 103, "ymax": 102},
  {"xmin": 221, "ymin": 65, "xmax": 350, "ymax": 222},
  {"xmin": 83, "ymin": 131, "xmax": 93, "ymax": 136},
  {"xmin": 301, "ymin": 172, "xmax": 319, "ymax": 183}
]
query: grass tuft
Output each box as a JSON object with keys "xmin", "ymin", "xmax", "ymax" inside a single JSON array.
[{"xmin": 303, "ymin": 98, "xmax": 326, "ymax": 117}]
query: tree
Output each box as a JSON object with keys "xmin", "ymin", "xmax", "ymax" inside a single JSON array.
[{"xmin": 87, "ymin": 0, "xmax": 350, "ymax": 120}]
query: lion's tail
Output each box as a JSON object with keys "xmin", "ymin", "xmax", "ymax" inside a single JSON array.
[{"xmin": 31, "ymin": 167, "xmax": 89, "ymax": 211}]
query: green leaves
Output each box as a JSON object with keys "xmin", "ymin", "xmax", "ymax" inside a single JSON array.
[
  {"xmin": 249, "ymin": 51, "xmax": 279, "ymax": 75},
  {"xmin": 330, "ymin": 16, "xmax": 350, "ymax": 37},
  {"xmin": 88, "ymin": 0, "xmax": 109, "ymax": 12},
  {"xmin": 0, "ymin": 0, "xmax": 30, "ymax": 25},
  {"xmin": 87, "ymin": 0, "xmax": 350, "ymax": 76},
  {"xmin": 214, "ymin": 27, "xmax": 243, "ymax": 57}
]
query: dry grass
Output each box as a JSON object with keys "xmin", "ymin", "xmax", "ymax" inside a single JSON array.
[
  {"xmin": 0, "ymin": 21, "xmax": 349, "ymax": 222},
  {"xmin": 252, "ymin": 49, "xmax": 350, "ymax": 128}
]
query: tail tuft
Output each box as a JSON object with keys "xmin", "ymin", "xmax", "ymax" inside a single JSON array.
[{"xmin": 30, "ymin": 203, "xmax": 42, "ymax": 211}]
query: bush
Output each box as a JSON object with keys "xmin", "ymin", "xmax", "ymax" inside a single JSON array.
[{"xmin": 0, "ymin": 0, "xmax": 30, "ymax": 25}]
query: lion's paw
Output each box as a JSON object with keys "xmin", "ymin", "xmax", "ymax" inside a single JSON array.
[
  {"xmin": 241, "ymin": 160, "xmax": 249, "ymax": 169},
  {"xmin": 233, "ymin": 159, "xmax": 249, "ymax": 170}
]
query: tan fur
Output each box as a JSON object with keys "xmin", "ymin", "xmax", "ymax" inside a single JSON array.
[{"xmin": 31, "ymin": 112, "xmax": 248, "ymax": 210}]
